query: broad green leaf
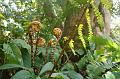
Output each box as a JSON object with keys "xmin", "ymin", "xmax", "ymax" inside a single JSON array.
[
  {"xmin": 94, "ymin": 49, "xmax": 104, "ymax": 56},
  {"xmin": 54, "ymin": 48, "xmax": 60, "ymax": 61},
  {"xmin": 87, "ymin": 64, "xmax": 105, "ymax": 77},
  {"xmin": 112, "ymin": 72, "xmax": 120, "ymax": 79},
  {"xmin": 0, "ymin": 64, "xmax": 28, "ymax": 70},
  {"xmin": 9, "ymin": 43, "xmax": 23, "ymax": 64},
  {"xmin": 61, "ymin": 63, "xmax": 74, "ymax": 70},
  {"xmin": 67, "ymin": 70, "xmax": 83, "ymax": 79},
  {"xmin": 38, "ymin": 47, "xmax": 46, "ymax": 56},
  {"xmin": 3, "ymin": 43, "xmax": 23, "ymax": 64},
  {"xmin": 51, "ymin": 73, "xmax": 69, "ymax": 79},
  {"xmin": 92, "ymin": 36, "xmax": 108, "ymax": 46},
  {"xmin": 35, "ymin": 56, "xmax": 42, "ymax": 67},
  {"xmin": 75, "ymin": 49, "xmax": 84, "ymax": 55},
  {"xmin": 11, "ymin": 70, "xmax": 32, "ymax": 79},
  {"xmin": 39, "ymin": 62, "xmax": 54, "ymax": 75},
  {"xmin": 12, "ymin": 39, "xmax": 31, "ymax": 51},
  {"xmin": 3, "ymin": 43, "xmax": 13, "ymax": 54},
  {"xmin": 36, "ymin": 76, "xmax": 41, "ymax": 79},
  {"xmin": 105, "ymin": 71, "xmax": 116, "ymax": 79},
  {"xmin": 21, "ymin": 48, "xmax": 31, "ymax": 68}
]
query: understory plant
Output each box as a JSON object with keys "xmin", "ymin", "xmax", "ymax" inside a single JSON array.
[
  {"xmin": 0, "ymin": 0, "xmax": 120, "ymax": 79},
  {"xmin": 0, "ymin": 20, "xmax": 120, "ymax": 79}
]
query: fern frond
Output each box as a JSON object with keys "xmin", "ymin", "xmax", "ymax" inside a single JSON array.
[
  {"xmin": 85, "ymin": 9, "xmax": 93, "ymax": 41},
  {"xmin": 78, "ymin": 24, "xmax": 86, "ymax": 49},
  {"xmin": 100, "ymin": 0, "xmax": 112, "ymax": 10},
  {"xmin": 90, "ymin": 0, "xmax": 104, "ymax": 30},
  {"xmin": 69, "ymin": 39, "xmax": 76, "ymax": 55}
]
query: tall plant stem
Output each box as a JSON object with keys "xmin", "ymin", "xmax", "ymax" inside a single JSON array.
[
  {"xmin": 34, "ymin": 33, "xmax": 39, "ymax": 66},
  {"xmin": 48, "ymin": 40, "xmax": 70, "ymax": 78},
  {"xmin": 29, "ymin": 34, "xmax": 34, "ymax": 67}
]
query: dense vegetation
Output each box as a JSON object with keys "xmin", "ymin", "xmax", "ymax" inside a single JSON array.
[{"xmin": 0, "ymin": 0, "xmax": 120, "ymax": 79}]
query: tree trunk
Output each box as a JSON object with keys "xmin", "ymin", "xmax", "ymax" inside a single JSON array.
[{"xmin": 101, "ymin": 5, "xmax": 111, "ymax": 35}]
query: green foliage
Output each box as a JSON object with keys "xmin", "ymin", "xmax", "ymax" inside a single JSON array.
[
  {"xmin": 69, "ymin": 39, "xmax": 76, "ymax": 55},
  {"xmin": 39, "ymin": 62, "xmax": 54, "ymax": 75},
  {"xmin": 0, "ymin": 64, "xmax": 28, "ymax": 70},
  {"xmin": 21, "ymin": 48, "xmax": 31, "ymax": 68},
  {"xmin": 36, "ymin": 76, "xmax": 41, "ymax": 79},
  {"xmin": 87, "ymin": 64, "xmax": 105, "ymax": 79},
  {"xmin": 112, "ymin": 72, "xmax": 120, "ymax": 79},
  {"xmin": 12, "ymin": 39, "xmax": 31, "ymax": 51},
  {"xmin": 105, "ymin": 71, "xmax": 116, "ymax": 79},
  {"xmin": 51, "ymin": 72, "xmax": 69, "ymax": 79},
  {"xmin": 92, "ymin": 35, "xmax": 120, "ymax": 61},
  {"xmin": 85, "ymin": 8, "xmax": 93, "ymax": 41},
  {"xmin": 11, "ymin": 70, "xmax": 33, "ymax": 79},
  {"xmin": 51, "ymin": 70, "xmax": 83, "ymax": 79},
  {"xmin": 3, "ymin": 43, "xmax": 23, "ymax": 64},
  {"xmin": 101, "ymin": 0, "xmax": 112, "ymax": 10},
  {"xmin": 67, "ymin": 70, "xmax": 83, "ymax": 79},
  {"xmin": 78, "ymin": 24, "xmax": 86, "ymax": 49},
  {"xmin": 0, "ymin": 0, "xmax": 120, "ymax": 79},
  {"xmin": 61, "ymin": 63, "xmax": 74, "ymax": 70},
  {"xmin": 90, "ymin": 0, "xmax": 104, "ymax": 30},
  {"xmin": 0, "ymin": 13, "xmax": 5, "ymax": 19}
]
